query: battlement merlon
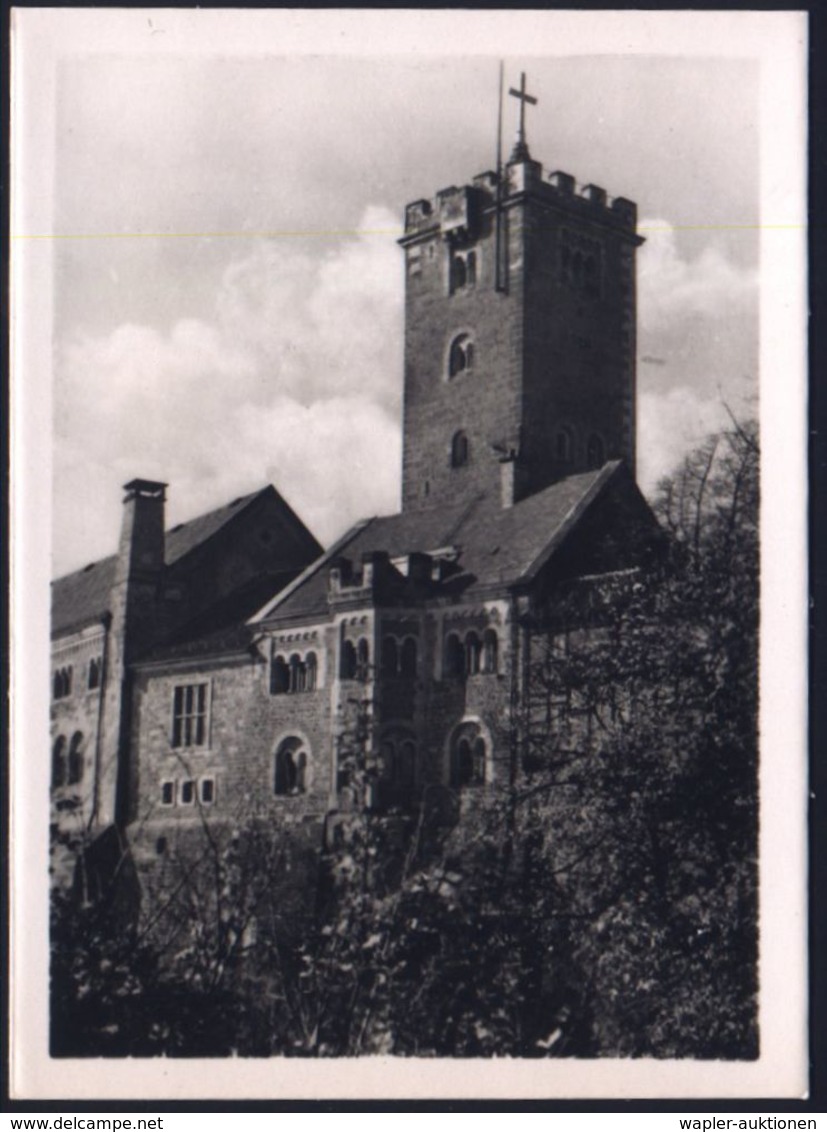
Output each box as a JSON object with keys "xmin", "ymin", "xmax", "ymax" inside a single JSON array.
[{"xmin": 399, "ymin": 158, "xmax": 642, "ymax": 246}]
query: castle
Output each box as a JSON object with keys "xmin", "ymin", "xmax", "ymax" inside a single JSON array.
[{"xmin": 50, "ymin": 85, "xmax": 663, "ymax": 888}]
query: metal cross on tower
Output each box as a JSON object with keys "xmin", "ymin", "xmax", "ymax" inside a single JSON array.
[{"xmin": 508, "ymin": 71, "xmax": 537, "ymax": 162}]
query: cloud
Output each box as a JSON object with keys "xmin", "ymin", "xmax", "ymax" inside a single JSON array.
[
  {"xmin": 53, "ymin": 206, "xmax": 759, "ymax": 575},
  {"xmin": 637, "ymin": 385, "xmax": 746, "ymax": 497},
  {"xmin": 635, "ymin": 218, "xmax": 758, "ymax": 491},
  {"xmin": 53, "ymin": 207, "xmax": 403, "ymax": 575},
  {"xmin": 638, "ymin": 219, "xmax": 758, "ymax": 329}
]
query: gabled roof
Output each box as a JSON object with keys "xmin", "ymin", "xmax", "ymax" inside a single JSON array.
[
  {"xmin": 251, "ymin": 463, "xmax": 631, "ymax": 624},
  {"xmin": 51, "ymin": 486, "xmax": 304, "ymax": 637},
  {"xmin": 164, "ymin": 489, "xmax": 266, "ymax": 566}
]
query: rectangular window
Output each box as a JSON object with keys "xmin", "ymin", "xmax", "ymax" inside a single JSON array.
[
  {"xmin": 160, "ymin": 780, "xmax": 175, "ymax": 807},
  {"xmin": 171, "ymin": 682, "xmax": 208, "ymax": 748},
  {"xmin": 200, "ymin": 778, "xmax": 215, "ymax": 805},
  {"xmin": 180, "ymin": 779, "xmax": 195, "ymax": 806}
]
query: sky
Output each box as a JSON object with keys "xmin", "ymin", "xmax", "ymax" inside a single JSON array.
[{"xmin": 39, "ymin": 19, "xmax": 764, "ymax": 577}]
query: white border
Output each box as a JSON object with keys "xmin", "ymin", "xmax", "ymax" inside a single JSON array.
[{"xmin": 10, "ymin": 8, "xmax": 808, "ymax": 1100}]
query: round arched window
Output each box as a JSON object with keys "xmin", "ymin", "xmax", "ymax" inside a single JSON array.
[
  {"xmin": 556, "ymin": 426, "xmax": 574, "ymax": 464},
  {"xmin": 449, "ymin": 722, "xmax": 487, "ymax": 789},
  {"xmin": 450, "ymin": 430, "xmax": 469, "ymax": 468},
  {"xmin": 68, "ymin": 732, "xmax": 85, "ymax": 785},
  {"xmin": 274, "ymin": 736, "xmax": 309, "ymax": 796}
]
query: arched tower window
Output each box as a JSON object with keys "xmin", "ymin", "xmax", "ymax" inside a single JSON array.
[
  {"xmin": 449, "ymin": 723, "xmax": 487, "ymax": 789},
  {"xmin": 305, "ymin": 652, "xmax": 317, "ymax": 692},
  {"xmin": 52, "ymin": 736, "xmax": 67, "ymax": 789},
  {"xmin": 555, "ymin": 427, "xmax": 573, "ymax": 464},
  {"xmin": 587, "ymin": 433, "xmax": 605, "ymax": 469},
  {"xmin": 451, "ymin": 250, "xmax": 477, "ymax": 293},
  {"xmin": 448, "ymin": 334, "xmax": 474, "ymax": 378},
  {"xmin": 450, "ymin": 430, "xmax": 469, "ymax": 469},
  {"xmin": 68, "ymin": 732, "xmax": 85, "ymax": 785},
  {"xmin": 274, "ymin": 736, "xmax": 308, "ymax": 797}
]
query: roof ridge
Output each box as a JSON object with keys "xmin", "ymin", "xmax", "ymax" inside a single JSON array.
[
  {"xmin": 53, "ymin": 486, "xmax": 274, "ymax": 582},
  {"xmin": 247, "ymin": 517, "xmax": 376, "ymax": 624}
]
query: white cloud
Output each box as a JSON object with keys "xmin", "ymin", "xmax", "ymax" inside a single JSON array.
[
  {"xmin": 635, "ymin": 217, "xmax": 758, "ymax": 492},
  {"xmin": 53, "ymin": 205, "xmax": 759, "ymax": 575},
  {"xmin": 638, "ymin": 218, "xmax": 758, "ymax": 329},
  {"xmin": 53, "ymin": 207, "xmax": 403, "ymax": 575},
  {"xmin": 637, "ymin": 385, "xmax": 735, "ymax": 497}
]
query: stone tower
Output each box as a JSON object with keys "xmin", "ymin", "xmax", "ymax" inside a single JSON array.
[{"xmin": 398, "ymin": 97, "xmax": 644, "ymax": 512}]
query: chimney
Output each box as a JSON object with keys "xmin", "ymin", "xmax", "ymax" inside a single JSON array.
[
  {"xmin": 361, "ymin": 550, "xmax": 390, "ymax": 590},
  {"xmin": 116, "ymin": 479, "xmax": 167, "ymax": 584},
  {"xmin": 101, "ymin": 478, "xmax": 167, "ymax": 829},
  {"xmin": 499, "ymin": 454, "xmax": 528, "ymax": 509},
  {"xmin": 328, "ymin": 555, "xmax": 353, "ymax": 596},
  {"xmin": 406, "ymin": 552, "xmax": 432, "ymax": 585}
]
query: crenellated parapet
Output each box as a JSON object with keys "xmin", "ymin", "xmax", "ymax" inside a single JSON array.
[{"xmin": 401, "ymin": 155, "xmax": 639, "ymax": 245}]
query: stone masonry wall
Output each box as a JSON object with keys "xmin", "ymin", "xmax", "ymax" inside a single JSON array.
[{"xmin": 401, "ymin": 207, "xmax": 524, "ymax": 512}]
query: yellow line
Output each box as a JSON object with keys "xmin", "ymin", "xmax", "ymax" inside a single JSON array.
[
  {"xmin": 10, "ymin": 229, "xmax": 402, "ymax": 241},
  {"xmin": 10, "ymin": 223, "xmax": 804, "ymax": 241}
]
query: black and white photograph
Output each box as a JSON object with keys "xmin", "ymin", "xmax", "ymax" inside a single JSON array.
[{"xmin": 9, "ymin": 9, "xmax": 807, "ymax": 1101}]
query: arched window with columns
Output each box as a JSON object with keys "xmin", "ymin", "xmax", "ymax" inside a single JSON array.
[
  {"xmin": 482, "ymin": 629, "xmax": 499, "ymax": 675},
  {"xmin": 465, "ymin": 631, "xmax": 482, "ymax": 675},
  {"xmin": 274, "ymin": 736, "xmax": 308, "ymax": 797},
  {"xmin": 449, "ymin": 722, "xmax": 487, "ymax": 789},
  {"xmin": 448, "ymin": 333, "xmax": 474, "ymax": 378}
]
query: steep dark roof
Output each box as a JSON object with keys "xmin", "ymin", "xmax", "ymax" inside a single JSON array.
[
  {"xmin": 51, "ymin": 486, "xmax": 284, "ymax": 637},
  {"xmin": 164, "ymin": 489, "xmax": 265, "ymax": 565},
  {"xmin": 51, "ymin": 556, "xmax": 118, "ymax": 637},
  {"xmin": 252, "ymin": 464, "xmax": 622, "ymax": 624}
]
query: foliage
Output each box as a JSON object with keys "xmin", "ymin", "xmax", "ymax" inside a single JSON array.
[{"xmin": 510, "ymin": 417, "xmax": 760, "ymax": 1056}]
